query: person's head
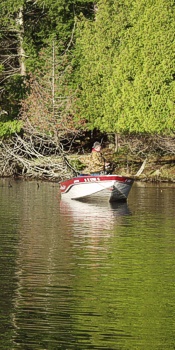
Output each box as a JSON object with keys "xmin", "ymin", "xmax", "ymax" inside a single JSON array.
[{"xmin": 93, "ymin": 141, "xmax": 101, "ymax": 151}]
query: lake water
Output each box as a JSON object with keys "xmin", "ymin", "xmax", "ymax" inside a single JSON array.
[{"xmin": 0, "ymin": 178, "xmax": 175, "ymax": 350}]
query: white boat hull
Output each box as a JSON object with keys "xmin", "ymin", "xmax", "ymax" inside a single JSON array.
[{"xmin": 60, "ymin": 175, "xmax": 134, "ymax": 202}]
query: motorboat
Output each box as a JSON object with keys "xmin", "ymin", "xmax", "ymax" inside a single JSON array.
[{"xmin": 60, "ymin": 174, "xmax": 134, "ymax": 202}]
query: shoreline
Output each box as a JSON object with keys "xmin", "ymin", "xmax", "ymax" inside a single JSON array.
[
  {"xmin": 1, "ymin": 133, "xmax": 174, "ymax": 182},
  {"xmin": 0, "ymin": 168, "xmax": 174, "ymax": 183},
  {"xmin": 0, "ymin": 150, "xmax": 175, "ymax": 183}
]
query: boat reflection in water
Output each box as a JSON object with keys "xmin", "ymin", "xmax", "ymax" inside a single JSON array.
[{"xmin": 60, "ymin": 198, "xmax": 131, "ymax": 234}]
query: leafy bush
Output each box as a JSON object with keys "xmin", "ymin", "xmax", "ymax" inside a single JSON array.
[{"xmin": 0, "ymin": 120, "xmax": 23, "ymax": 138}]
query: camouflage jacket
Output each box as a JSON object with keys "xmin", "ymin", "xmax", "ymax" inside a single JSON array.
[{"xmin": 84, "ymin": 149, "xmax": 106, "ymax": 173}]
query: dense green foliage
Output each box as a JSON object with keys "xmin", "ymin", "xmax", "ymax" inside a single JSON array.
[
  {"xmin": 74, "ymin": 0, "xmax": 175, "ymax": 134},
  {"xmin": 0, "ymin": 120, "xmax": 22, "ymax": 137},
  {"xmin": 0, "ymin": 0, "xmax": 174, "ymax": 138}
]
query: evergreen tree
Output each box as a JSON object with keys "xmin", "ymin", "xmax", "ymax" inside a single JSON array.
[{"xmin": 74, "ymin": 0, "xmax": 175, "ymax": 134}]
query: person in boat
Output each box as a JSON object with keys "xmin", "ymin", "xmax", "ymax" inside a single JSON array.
[{"xmin": 85, "ymin": 141, "xmax": 110, "ymax": 175}]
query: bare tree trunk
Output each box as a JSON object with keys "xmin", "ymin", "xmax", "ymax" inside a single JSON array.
[
  {"xmin": 114, "ymin": 133, "xmax": 119, "ymax": 152},
  {"xmin": 94, "ymin": 3, "xmax": 98, "ymax": 20},
  {"xmin": 16, "ymin": 6, "xmax": 26, "ymax": 76},
  {"xmin": 52, "ymin": 40, "xmax": 55, "ymax": 117}
]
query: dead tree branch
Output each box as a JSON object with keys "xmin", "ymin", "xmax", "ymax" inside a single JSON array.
[{"xmin": 0, "ymin": 132, "xmax": 79, "ymax": 180}]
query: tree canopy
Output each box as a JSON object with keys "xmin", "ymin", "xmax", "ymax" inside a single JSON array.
[
  {"xmin": 0, "ymin": 0, "xmax": 175, "ymax": 138},
  {"xmin": 73, "ymin": 0, "xmax": 175, "ymax": 134}
]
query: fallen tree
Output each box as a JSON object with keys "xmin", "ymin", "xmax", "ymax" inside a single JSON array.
[{"xmin": 0, "ymin": 132, "xmax": 80, "ymax": 180}]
